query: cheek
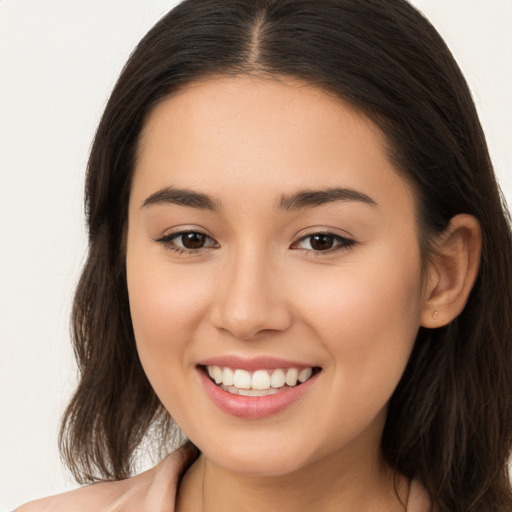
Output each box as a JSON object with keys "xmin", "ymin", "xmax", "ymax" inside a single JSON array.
[
  {"xmin": 126, "ymin": 263, "xmax": 217, "ymax": 433},
  {"xmin": 285, "ymin": 253, "xmax": 423, "ymax": 450},
  {"xmin": 296, "ymin": 249, "xmax": 423, "ymax": 391},
  {"xmin": 128, "ymin": 265, "xmax": 208, "ymax": 345},
  {"xmin": 125, "ymin": 244, "xmax": 214, "ymax": 399},
  {"xmin": 310, "ymin": 268, "xmax": 421, "ymax": 347}
]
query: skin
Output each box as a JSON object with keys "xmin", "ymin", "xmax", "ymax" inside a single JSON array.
[{"xmin": 124, "ymin": 75, "xmax": 481, "ymax": 512}]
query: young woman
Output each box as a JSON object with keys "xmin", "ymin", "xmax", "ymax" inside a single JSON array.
[{"xmin": 16, "ymin": 0, "xmax": 512, "ymax": 511}]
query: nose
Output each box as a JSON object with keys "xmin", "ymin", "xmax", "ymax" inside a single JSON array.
[{"xmin": 209, "ymin": 247, "xmax": 293, "ymax": 340}]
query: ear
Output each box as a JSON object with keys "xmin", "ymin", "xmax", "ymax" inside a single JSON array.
[{"xmin": 421, "ymin": 214, "xmax": 482, "ymax": 328}]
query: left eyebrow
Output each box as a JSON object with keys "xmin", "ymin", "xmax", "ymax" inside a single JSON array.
[
  {"xmin": 141, "ymin": 187, "xmax": 221, "ymax": 211},
  {"xmin": 279, "ymin": 187, "xmax": 377, "ymax": 210}
]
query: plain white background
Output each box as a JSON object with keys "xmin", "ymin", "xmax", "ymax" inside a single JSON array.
[{"xmin": 1, "ymin": 0, "xmax": 511, "ymax": 509}]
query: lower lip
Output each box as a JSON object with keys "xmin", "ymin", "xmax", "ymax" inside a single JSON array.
[{"xmin": 197, "ymin": 367, "xmax": 320, "ymax": 419}]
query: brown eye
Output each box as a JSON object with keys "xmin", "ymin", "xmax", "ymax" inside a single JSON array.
[
  {"xmin": 156, "ymin": 230, "xmax": 218, "ymax": 253},
  {"xmin": 310, "ymin": 234, "xmax": 335, "ymax": 251},
  {"xmin": 293, "ymin": 232, "xmax": 355, "ymax": 254},
  {"xmin": 181, "ymin": 232, "xmax": 207, "ymax": 249}
]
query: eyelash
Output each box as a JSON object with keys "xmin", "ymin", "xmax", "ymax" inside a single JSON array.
[
  {"xmin": 156, "ymin": 230, "xmax": 355, "ymax": 256},
  {"xmin": 291, "ymin": 232, "xmax": 355, "ymax": 254},
  {"xmin": 155, "ymin": 231, "xmax": 219, "ymax": 255}
]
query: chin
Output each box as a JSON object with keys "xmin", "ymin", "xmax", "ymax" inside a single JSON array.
[
  {"xmin": 191, "ymin": 431, "xmax": 317, "ymax": 477},
  {"xmin": 214, "ymin": 451, "xmax": 307, "ymax": 477}
]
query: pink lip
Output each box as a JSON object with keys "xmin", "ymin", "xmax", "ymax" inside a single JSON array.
[
  {"xmin": 196, "ymin": 366, "xmax": 320, "ymax": 419},
  {"xmin": 197, "ymin": 355, "xmax": 316, "ymax": 371}
]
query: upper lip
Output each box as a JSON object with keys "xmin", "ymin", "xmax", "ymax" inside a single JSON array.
[{"xmin": 197, "ymin": 355, "xmax": 319, "ymax": 371}]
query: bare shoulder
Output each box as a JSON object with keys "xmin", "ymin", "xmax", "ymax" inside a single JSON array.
[{"xmin": 15, "ymin": 443, "xmax": 199, "ymax": 512}]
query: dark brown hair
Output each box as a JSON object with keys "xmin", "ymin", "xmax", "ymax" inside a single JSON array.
[{"xmin": 59, "ymin": 1, "xmax": 512, "ymax": 510}]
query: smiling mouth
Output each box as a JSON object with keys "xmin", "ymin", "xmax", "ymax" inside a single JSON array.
[{"xmin": 200, "ymin": 365, "xmax": 322, "ymax": 397}]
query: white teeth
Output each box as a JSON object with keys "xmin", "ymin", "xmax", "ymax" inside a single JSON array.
[
  {"xmin": 252, "ymin": 370, "xmax": 271, "ymax": 390},
  {"xmin": 270, "ymin": 368, "xmax": 285, "ymax": 388},
  {"xmin": 238, "ymin": 388, "xmax": 278, "ymax": 396},
  {"xmin": 222, "ymin": 384, "xmax": 284, "ymax": 396},
  {"xmin": 285, "ymin": 368, "xmax": 299, "ymax": 386},
  {"xmin": 223, "ymin": 367, "xmax": 234, "ymax": 386},
  {"xmin": 222, "ymin": 385, "xmax": 239, "ymax": 395},
  {"xmin": 213, "ymin": 366, "xmax": 223, "ymax": 384},
  {"xmin": 298, "ymin": 367, "xmax": 313, "ymax": 383},
  {"xmin": 206, "ymin": 365, "xmax": 316, "ymax": 391},
  {"xmin": 233, "ymin": 369, "xmax": 252, "ymax": 389}
]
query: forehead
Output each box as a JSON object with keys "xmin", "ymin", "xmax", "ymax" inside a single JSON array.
[
  {"xmin": 132, "ymin": 75, "xmax": 414, "ymax": 217},
  {"xmin": 138, "ymin": 74, "xmax": 381, "ymax": 161}
]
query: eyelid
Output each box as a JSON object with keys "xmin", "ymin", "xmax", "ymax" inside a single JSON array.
[
  {"xmin": 155, "ymin": 227, "xmax": 219, "ymax": 254},
  {"xmin": 291, "ymin": 230, "xmax": 356, "ymax": 254},
  {"xmin": 153, "ymin": 226, "xmax": 356, "ymax": 256}
]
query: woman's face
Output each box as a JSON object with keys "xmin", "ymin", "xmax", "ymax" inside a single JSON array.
[{"xmin": 126, "ymin": 75, "xmax": 429, "ymax": 476}]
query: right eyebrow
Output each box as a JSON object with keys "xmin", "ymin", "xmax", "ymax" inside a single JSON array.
[
  {"xmin": 279, "ymin": 187, "xmax": 377, "ymax": 210},
  {"xmin": 141, "ymin": 187, "xmax": 221, "ymax": 211}
]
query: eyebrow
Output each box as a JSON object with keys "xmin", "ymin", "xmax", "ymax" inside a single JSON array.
[
  {"xmin": 141, "ymin": 186, "xmax": 377, "ymax": 211},
  {"xmin": 142, "ymin": 187, "xmax": 221, "ymax": 211},
  {"xmin": 279, "ymin": 187, "xmax": 377, "ymax": 210}
]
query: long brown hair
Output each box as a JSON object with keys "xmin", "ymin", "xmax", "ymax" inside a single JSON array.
[{"xmin": 59, "ymin": 1, "xmax": 512, "ymax": 510}]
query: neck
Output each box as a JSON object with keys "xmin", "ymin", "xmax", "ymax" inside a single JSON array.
[{"xmin": 176, "ymin": 439, "xmax": 409, "ymax": 512}]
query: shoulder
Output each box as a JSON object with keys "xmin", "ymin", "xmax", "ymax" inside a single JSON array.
[{"xmin": 15, "ymin": 442, "xmax": 199, "ymax": 512}]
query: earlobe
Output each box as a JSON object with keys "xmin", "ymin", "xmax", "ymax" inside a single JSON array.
[{"xmin": 421, "ymin": 214, "xmax": 482, "ymax": 328}]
